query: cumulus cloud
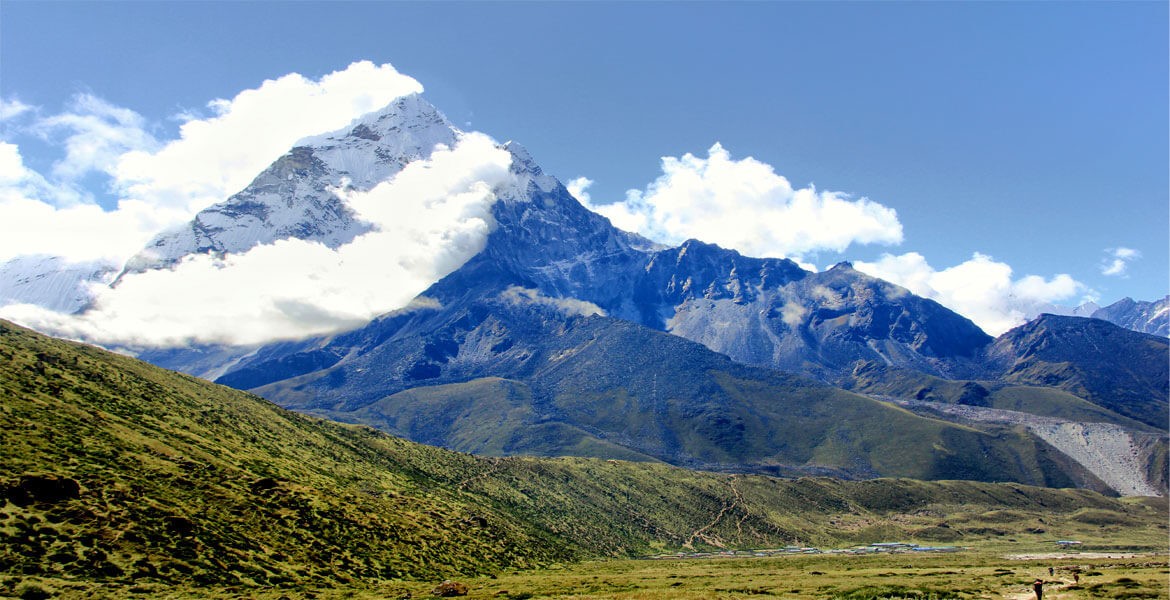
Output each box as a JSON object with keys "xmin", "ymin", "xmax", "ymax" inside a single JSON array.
[
  {"xmin": 1100, "ymin": 247, "xmax": 1141, "ymax": 277},
  {"xmin": 565, "ymin": 176, "xmax": 593, "ymax": 205},
  {"xmin": 854, "ymin": 252, "xmax": 1089, "ymax": 335},
  {"xmin": 1, "ymin": 134, "xmax": 513, "ymax": 346},
  {"xmin": 581, "ymin": 143, "xmax": 903, "ymax": 260},
  {"xmin": 499, "ymin": 286, "xmax": 606, "ymax": 318},
  {"xmin": 0, "ymin": 142, "xmax": 158, "ymax": 262},
  {"xmin": 0, "ymin": 61, "xmax": 423, "ymax": 265}
]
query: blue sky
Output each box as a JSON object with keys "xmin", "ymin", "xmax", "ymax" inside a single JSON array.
[{"xmin": 1, "ymin": 2, "xmax": 1166, "ymax": 335}]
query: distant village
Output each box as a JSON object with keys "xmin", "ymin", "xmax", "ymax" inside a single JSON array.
[
  {"xmin": 646, "ymin": 540, "xmax": 1089, "ymax": 561},
  {"xmin": 644, "ymin": 542, "xmax": 964, "ymax": 560}
]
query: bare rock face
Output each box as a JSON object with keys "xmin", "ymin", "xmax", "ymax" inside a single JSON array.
[{"xmin": 987, "ymin": 314, "xmax": 1169, "ymax": 429}]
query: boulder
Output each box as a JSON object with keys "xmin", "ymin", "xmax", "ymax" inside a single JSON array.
[{"xmin": 431, "ymin": 580, "xmax": 469, "ymax": 597}]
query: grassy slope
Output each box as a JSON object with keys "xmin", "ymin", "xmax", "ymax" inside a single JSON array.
[
  {"xmin": 2, "ymin": 319, "xmax": 1165, "ymax": 594},
  {"xmin": 0, "ymin": 321, "xmax": 570, "ymax": 588},
  {"xmin": 343, "ymin": 377, "xmax": 660, "ymax": 461}
]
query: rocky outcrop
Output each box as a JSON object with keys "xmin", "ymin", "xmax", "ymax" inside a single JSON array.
[{"xmin": 431, "ymin": 580, "xmax": 469, "ymax": 597}]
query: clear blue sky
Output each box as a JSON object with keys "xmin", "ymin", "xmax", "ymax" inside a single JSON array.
[{"xmin": 2, "ymin": 1, "xmax": 1166, "ymax": 305}]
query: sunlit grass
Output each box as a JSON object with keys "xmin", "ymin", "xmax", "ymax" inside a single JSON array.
[
  {"xmin": 6, "ymin": 548, "xmax": 1166, "ymax": 599},
  {"xmin": 2, "ymin": 319, "xmax": 1166, "ymax": 599}
]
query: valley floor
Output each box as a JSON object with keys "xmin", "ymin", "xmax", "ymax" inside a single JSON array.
[{"xmin": 7, "ymin": 547, "xmax": 1166, "ymax": 599}]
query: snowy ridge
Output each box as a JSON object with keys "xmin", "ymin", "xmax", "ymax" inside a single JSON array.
[
  {"xmin": 123, "ymin": 93, "xmax": 462, "ymax": 273},
  {"xmin": 296, "ymin": 93, "xmax": 460, "ymax": 189},
  {"xmin": 0, "ymin": 255, "xmax": 119, "ymax": 314},
  {"xmin": 1091, "ymin": 296, "xmax": 1170, "ymax": 337}
]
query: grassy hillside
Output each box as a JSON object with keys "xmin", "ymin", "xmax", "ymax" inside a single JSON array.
[
  {"xmin": 0, "ymin": 321, "xmax": 570, "ymax": 588},
  {"xmin": 2, "ymin": 319, "xmax": 1165, "ymax": 596}
]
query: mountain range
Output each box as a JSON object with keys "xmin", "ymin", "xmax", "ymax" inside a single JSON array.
[{"xmin": 2, "ymin": 93, "xmax": 1166, "ymax": 498}]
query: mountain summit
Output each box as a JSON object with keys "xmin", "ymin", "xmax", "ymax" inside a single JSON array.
[{"xmin": 122, "ymin": 94, "xmax": 461, "ymax": 274}]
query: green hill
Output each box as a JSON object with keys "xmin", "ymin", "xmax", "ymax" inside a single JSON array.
[{"xmin": 2, "ymin": 319, "xmax": 1165, "ymax": 596}]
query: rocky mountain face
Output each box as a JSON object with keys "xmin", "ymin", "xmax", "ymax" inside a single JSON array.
[
  {"xmin": 134, "ymin": 97, "xmax": 1154, "ymax": 494},
  {"xmin": 175, "ymin": 123, "xmax": 993, "ymax": 389},
  {"xmin": 1090, "ymin": 296, "xmax": 1169, "ymax": 338},
  {"xmin": 212, "ymin": 296, "xmax": 1100, "ymax": 487}
]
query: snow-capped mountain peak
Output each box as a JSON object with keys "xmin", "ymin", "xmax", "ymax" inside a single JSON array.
[
  {"xmin": 294, "ymin": 93, "xmax": 460, "ymax": 189},
  {"xmin": 498, "ymin": 141, "xmax": 560, "ymax": 199},
  {"xmin": 122, "ymin": 93, "xmax": 463, "ymax": 274}
]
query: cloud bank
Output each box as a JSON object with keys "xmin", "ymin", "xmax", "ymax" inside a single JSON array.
[
  {"xmin": 1101, "ymin": 247, "xmax": 1141, "ymax": 277},
  {"xmin": 0, "ymin": 61, "xmax": 422, "ymax": 264},
  {"xmin": 1, "ymin": 134, "xmax": 512, "ymax": 346},
  {"xmin": 854, "ymin": 252, "xmax": 1089, "ymax": 335},
  {"xmin": 579, "ymin": 143, "xmax": 903, "ymax": 260}
]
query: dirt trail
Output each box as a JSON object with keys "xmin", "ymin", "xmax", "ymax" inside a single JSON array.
[{"xmin": 684, "ymin": 475, "xmax": 743, "ymax": 549}]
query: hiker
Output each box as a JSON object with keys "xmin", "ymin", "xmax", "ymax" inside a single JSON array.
[
  {"xmin": 1032, "ymin": 578, "xmax": 1044, "ymax": 600},
  {"xmin": 1048, "ymin": 566, "xmax": 1054, "ymax": 576},
  {"xmin": 1073, "ymin": 572, "xmax": 1080, "ymax": 584}
]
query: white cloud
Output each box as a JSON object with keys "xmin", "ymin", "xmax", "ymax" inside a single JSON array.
[
  {"xmin": 565, "ymin": 176, "xmax": 593, "ymax": 205},
  {"xmin": 499, "ymin": 286, "xmax": 606, "ymax": 318},
  {"xmin": 1101, "ymin": 247, "xmax": 1141, "ymax": 277},
  {"xmin": 854, "ymin": 252, "xmax": 1089, "ymax": 335},
  {"xmin": 0, "ymin": 61, "xmax": 423, "ymax": 265},
  {"xmin": 114, "ymin": 60, "xmax": 423, "ymax": 216},
  {"xmin": 0, "ymin": 142, "xmax": 159, "ymax": 262},
  {"xmin": 36, "ymin": 94, "xmax": 160, "ymax": 183},
  {"xmin": 0, "ymin": 98, "xmax": 33, "ymax": 121},
  {"xmin": 1, "ymin": 133, "xmax": 513, "ymax": 346},
  {"xmin": 582, "ymin": 143, "xmax": 903, "ymax": 260}
]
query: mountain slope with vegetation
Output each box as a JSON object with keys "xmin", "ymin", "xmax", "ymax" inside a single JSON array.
[
  {"xmin": 245, "ymin": 301, "xmax": 1103, "ymax": 487},
  {"xmin": 986, "ymin": 315, "xmax": 1168, "ymax": 429},
  {"xmin": 2, "ymin": 319, "xmax": 1166, "ymax": 595}
]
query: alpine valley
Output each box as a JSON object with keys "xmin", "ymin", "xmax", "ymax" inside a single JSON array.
[{"xmin": 4, "ymin": 93, "xmax": 1167, "ymax": 503}]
